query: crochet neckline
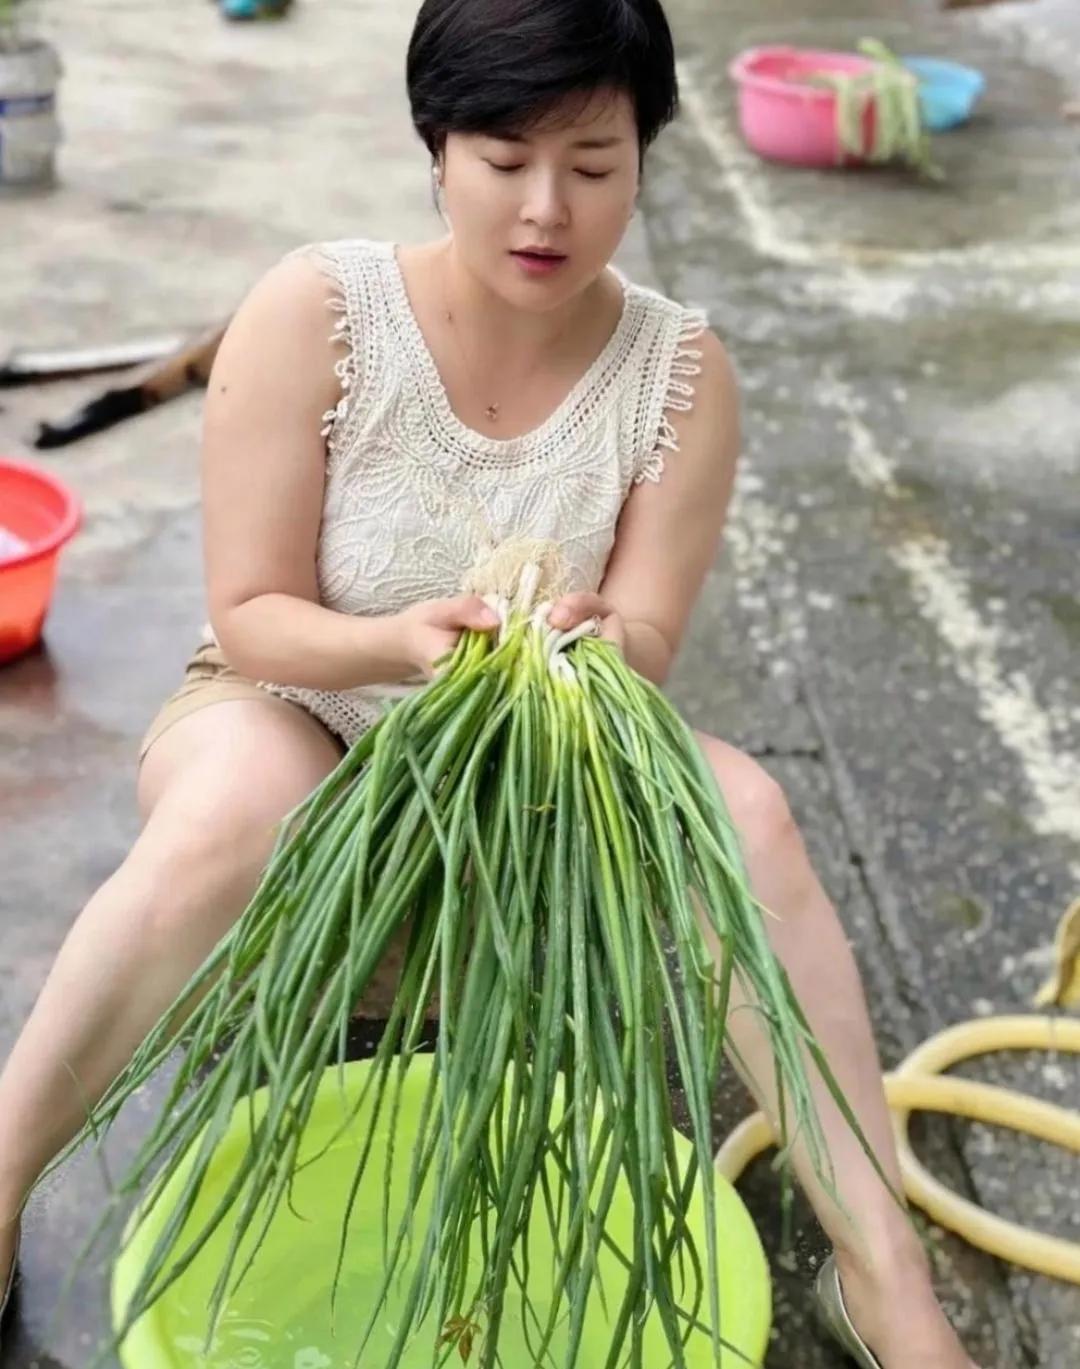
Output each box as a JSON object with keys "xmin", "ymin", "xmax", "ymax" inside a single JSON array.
[{"xmin": 383, "ymin": 242, "xmax": 636, "ymax": 454}]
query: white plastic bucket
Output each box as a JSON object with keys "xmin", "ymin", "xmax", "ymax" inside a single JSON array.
[{"xmin": 0, "ymin": 39, "xmax": 62, "ymax": 190}]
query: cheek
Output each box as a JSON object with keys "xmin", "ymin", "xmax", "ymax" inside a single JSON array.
[
  {"xmin": 619, "ymin": 171, "xmax": 641, "ymax": 218},
  {"xmin": 579, "ymin": 185, "xmax": 637, "ymax": 246},
  {"xmin": 587, "ymin": 167, "xmax": 638, "ymax": 219},
  {"xmin": 449, "ymin": 169, "xmax": 516, "ymax": 233}
]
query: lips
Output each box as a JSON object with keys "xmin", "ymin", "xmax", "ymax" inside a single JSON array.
[{"xmin": 509, "ymin": 250, "xmax": 569, "ymax": 276}]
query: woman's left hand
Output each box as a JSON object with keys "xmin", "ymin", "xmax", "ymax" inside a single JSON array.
[{"xmin": 546, "ymin": 592, "xmax": 627, "ymax": 656}]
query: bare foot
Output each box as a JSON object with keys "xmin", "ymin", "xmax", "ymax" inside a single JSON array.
[{"xmin": 836, "ymin": 1249, "xmax": 978, "ymax": 1369}]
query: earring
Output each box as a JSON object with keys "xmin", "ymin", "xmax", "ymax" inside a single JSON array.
[{"xmin": 432, "ymin": 163, "xmax": 449, "ymax": 226}]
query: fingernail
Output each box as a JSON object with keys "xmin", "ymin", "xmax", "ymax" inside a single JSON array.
[{"xmin": 550, "ymin": 609, "xmax": 570, "ymax": 628}]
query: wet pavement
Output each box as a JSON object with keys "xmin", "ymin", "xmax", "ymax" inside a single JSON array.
[
  {"xmin": 651, "ymin": 2, "xmax": 1080, "ymax": 1365},
  {"xmin": 1, "ymin": 0, "xmax": 1077, "ymax": 1366}
]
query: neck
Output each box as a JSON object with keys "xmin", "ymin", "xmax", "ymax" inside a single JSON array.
[{"xmin": 437, "ymin": 236, "xmax": 595, "ymax": 363}]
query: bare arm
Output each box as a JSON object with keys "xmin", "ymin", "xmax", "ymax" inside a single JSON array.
[
  {"xmin": 202, "ymin": 253, "xmax": 415, "ymax": 690},
  {"xmin": 597, "ymin": 329, "xmax": 740, "ymax": 684}
]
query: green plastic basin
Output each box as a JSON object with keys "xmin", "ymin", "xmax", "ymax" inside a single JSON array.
[{"xmin": 112, "ymin": 1053, "xmax": 770, "ymax": 1367}]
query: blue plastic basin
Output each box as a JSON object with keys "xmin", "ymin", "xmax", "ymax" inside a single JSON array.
[{"xmin": 902, "ymin": 57, "xmax": 986, "ymax": 132}]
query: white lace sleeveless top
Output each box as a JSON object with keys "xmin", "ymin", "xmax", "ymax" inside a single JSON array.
[{"xmin": 255, "ymin": 237, "xmax": 708, "ymax": 746}]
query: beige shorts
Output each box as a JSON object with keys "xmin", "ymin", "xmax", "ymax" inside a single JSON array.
[{"xmin": 139, "ymin": 641, "xmax": 341, "ymax": 762}]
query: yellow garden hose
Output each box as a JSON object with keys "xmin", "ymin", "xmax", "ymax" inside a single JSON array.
[{"xmin": 715, "ymin": 900, "xmax": 1080, "ymax": 1284}]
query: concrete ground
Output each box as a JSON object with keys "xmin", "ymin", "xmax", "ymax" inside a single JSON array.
[{"xmin": 1, "ymin": 0, "xmax": 1077, "ymax": 1365}]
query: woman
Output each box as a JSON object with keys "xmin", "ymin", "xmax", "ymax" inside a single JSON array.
[{"xmin": 0, "ymin": 1, "xmax": 977, "ymax": 1364}]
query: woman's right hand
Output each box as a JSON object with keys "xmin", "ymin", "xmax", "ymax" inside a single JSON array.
[{"xmin": 396, "ymin": 595, "xmax": 502, "ymax": 680}]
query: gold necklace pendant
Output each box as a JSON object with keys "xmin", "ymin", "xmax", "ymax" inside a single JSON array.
[{"xmin": 443, "ymin": 297, "xmax": 501, "ymax": 424}]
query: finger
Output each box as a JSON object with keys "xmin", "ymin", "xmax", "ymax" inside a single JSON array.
[
  {"xmin": 443, "ymin": 595, "xmax": 500, "ymax": 631},
  {"xmin": 548, "ymin": 592, "xmax": 607, "ymax": 629}
]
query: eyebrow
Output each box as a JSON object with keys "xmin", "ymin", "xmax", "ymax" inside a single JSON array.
[{"xmin": 496, "ymin": 133, "xmax": 625, "ymax": 150}]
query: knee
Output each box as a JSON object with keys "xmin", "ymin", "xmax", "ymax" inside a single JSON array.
[
  {"xmin": 121, "ymin": 811, "xmax": 274, "ymax": 944},
  {"xmin": 699, "ymin": 736, "xmax": 798, "ymax": 860},
  {"xmin": 735, "ymin": 771, "xmax": 798, "ymax": 863}
]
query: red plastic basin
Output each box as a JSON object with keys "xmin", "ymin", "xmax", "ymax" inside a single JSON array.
[
  {"xmin": 729, "ymin": 45, "xmax": 879, "ymax": 168},
  {"xmin": 0, "ymin": 457, "xmax": 82, "ymax": 664}
]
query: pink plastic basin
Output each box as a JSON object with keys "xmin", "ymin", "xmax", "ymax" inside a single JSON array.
[
  {"xmin": 729, "ymin": 46, "xmax": 879, "ymax": 168},
  {"xmin": 0, "ymin": 457, "xmax": 82, "ymax": 664}
]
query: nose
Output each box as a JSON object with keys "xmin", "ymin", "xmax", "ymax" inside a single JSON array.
[{"xmin": 519, "ymin": 170, "xmax": 569, "ymax": 230}]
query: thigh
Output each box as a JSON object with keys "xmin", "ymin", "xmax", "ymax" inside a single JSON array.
[
  {"xmin": 132, "ymin": 698, "xmax": 419, "ymax": 1019},
  {"xmin": 131, "ymin": 699, "xmax": 344, "ymax": 919},
  {"xmin": 137, "ymin": 696, "xmax": 342, "ymax": 826}
]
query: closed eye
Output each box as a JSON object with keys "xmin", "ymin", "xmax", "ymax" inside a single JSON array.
[{"xmin": 577, "ymin": 170, "xmax": 612, "ymax": 180}]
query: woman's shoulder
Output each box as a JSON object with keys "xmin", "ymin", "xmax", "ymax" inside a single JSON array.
[
  {"xmin": 618, "ymin": 267, "xmax": 695, "ymax": 319},
  {"xmin": 279, "ymin": 236, "xmax": 394, "ymax": 280},
  {"xmin": 610, "ymin": 269, "xmax": 735, "ymax": 487},
  {"xmin": 244, "ymin": 236, "xmax": 394, "ymax": 344},
  {"xmin": 235, "ymin": 239, "xmax": 391, "ymax": 317},
  {"xmin": 615, "ymin": 270, "xmax": 729, "ymax": 388}
]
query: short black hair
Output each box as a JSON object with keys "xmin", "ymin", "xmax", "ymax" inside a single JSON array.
[{"xmin": 407, "ymin": 0, "xmax": 679, "ymax": 168}]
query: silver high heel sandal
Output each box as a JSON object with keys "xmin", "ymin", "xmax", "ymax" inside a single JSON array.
[
  {"xmin": 814, "ymin": 1253, "xmax": 883, "ymax": 1368},
  {"xmin": 0, "ymin": 1220, "xmax": 20, "ymax": 1343}
]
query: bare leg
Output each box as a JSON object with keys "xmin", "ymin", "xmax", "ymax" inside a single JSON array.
[
  {"xmin": 694, "ymin": 732, "xmax": 977, "ymax": 1369},
  {"xmin": 0, "ymin": 700, "xmax": 342, "ymax": 1288}
]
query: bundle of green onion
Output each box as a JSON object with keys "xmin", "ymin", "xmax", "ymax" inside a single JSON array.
[
  {"xmin": 811, "ymin": 38, "xmax": 943, "ymax": 180},
  {"xmin": 48, "ymin": 543, "xmax": 887, "ymax": 1369}
]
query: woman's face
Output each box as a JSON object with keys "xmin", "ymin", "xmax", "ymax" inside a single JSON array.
[{"xmin": 439, "ymin": 88, "xmax": 640, "ymax": 312}]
